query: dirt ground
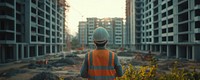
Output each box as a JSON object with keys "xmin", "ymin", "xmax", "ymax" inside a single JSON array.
[
  {"xmin": 0, "ymin": 52, "xmax": 200, "ymax": 80},
  {"xmin": 0, "ymin": 53, "xmax": 84, "ymax": 80}
]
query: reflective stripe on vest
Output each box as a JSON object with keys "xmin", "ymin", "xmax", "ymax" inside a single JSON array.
[{"xmin": 88, "ymin": 50, "xmax": 116, "ymax": 80}]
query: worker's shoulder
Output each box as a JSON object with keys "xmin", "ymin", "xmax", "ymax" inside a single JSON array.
[{"xmin": 108, "ymin": 50, "xmax": 116, "ymax": 54}]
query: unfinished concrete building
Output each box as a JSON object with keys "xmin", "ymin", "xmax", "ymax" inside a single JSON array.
[
  {"xmin": 0, "ymin": 0, "xmax": 68, "ymax": 63},
  {"xmin": 126, "ymin": 0, "xmax": 200, "ymax": 61}
]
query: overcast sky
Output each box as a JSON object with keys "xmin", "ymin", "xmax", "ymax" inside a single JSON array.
[{"xmin": 67, "ymin": 0, "xmax": 125, "ymax": 35}]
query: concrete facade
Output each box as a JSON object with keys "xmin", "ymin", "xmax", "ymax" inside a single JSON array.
[
  {"xmin": 78, "ymin": 17, "xmax": 125, "ymax": 49},
  {"xmin": 126, "ymin": 0, "xmax": 200, "ymax": 61},
  {"xmin": 0, "ymin": 0, "xmax": 67, "ymax": 63}
]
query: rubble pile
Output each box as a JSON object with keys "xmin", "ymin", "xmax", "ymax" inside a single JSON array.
[
  {"xmin": 30, "ymin": 72, "xmax": 60, "ymax": 80},
  {"xmin": 117, "ymin": 52, "xmax": 135, "ymax": 56},
  {"xmin": 51, "ymin": 58, "xmax": 77, "ymax": 67}
]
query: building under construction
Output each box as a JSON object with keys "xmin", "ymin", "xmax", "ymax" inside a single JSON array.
[
  {"xmin": 0, "ymin": 0, "xmax": 69, "ymax": 63},
  {"xmin": 126, "ymin": 0, "xmax": 200, "ymax": 61}
]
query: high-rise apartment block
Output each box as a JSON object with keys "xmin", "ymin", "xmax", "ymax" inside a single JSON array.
[
  {"xmin": 0, "ymin": 0, "xmax": 68, "ymax": 63},
  {"xmin": 126, "ymin": 0, "xmax": 200, "ymax": 61},
  {"xmin": 78, "ymin": 17, "xmax": 125, "ymax": 49}
]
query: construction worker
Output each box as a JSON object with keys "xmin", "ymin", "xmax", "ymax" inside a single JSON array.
[{"xmin": 80, "ymin": 27, "xmax": 123, "ymax": 80}]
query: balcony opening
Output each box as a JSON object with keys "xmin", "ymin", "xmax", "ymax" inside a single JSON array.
[
  {"xmin": 168, "ymin": 18, "xmax": 173, "ymax": 24},
  {"xmin": 38, "ymin": 46, "xmax": 44, "ymax": 55},
  {"xmin": 46, "ymin": 38, "xmax": 50, "ymax": 43},
  {"xmin": 153, "ymin": 7, "xmax": 158, "ymax": 14},
  {"xmin": 153, "ymin": 0, "xmax": 158, "ymax": 7},
  {"xmin": 168, "ymin": 27, "xmax": 173, "ymax": 33},
  {"xmin": 16, "ymin": 35, "xmax": 22, "ymax": 42},
  {"xmin": 168, "ymin": 0, "xmax": 173, "ymax": 6},
  {"xmin": 38, "ymin": 35, "xmax": 44, "ymax": 42},
  {"xmin": 38, "ymin": 9, "xmax": 44, "ymax": 17},
  {"xmin": 168, "ymin": 36, "xmax": 173, "ymax": 41},
  {"xmin": 0, "ymin": 7, "xmax": 14, "ymax": 17},
  {"xmin": 31, "ymin": 27, "xmax": 36, "ymax": 33},
  {"xmin": 154, "ymin": 22, "xmax": 158, "ymax": 28},
  {"xmin": 195, "ymin": 9, "xmax": 200, "ymax": 16},
  {"xmin": 162, "ymin": 29, "xmax": 166, "ymax": 33},
  {"xmin": 154, "ymin": 30, "xmax": 158, "ymax": 35},
  {"xmin": 162, "ymin": 12, "xmax": 166, "ymax": 18},
  {"xmin": 31, "ymin": 0, "xmax": 36, "ymax": 4},
  {"xmin": 16, "ymin": 24, "xmax": 21, "ymax": 32},
  {"xmin": 178, "ymin": 23, "xmax": 188, "ymax": 32},
  {"xmin": 162, "ymin": 20, "xmax": 166, "ymax": 26},
  {"xmin": 195, "ymin": 21, "xmax": 200, "ymax": 28},
  {"xmin": 162, "ymin": 37, "xmax": 166, "ymax": 41},
  {"xmin": 31, "ymin": 36, "xmax": 36, "ymax": 42},
  {"xmin": 195, "ymin": 33, "xmax": 200, "ymax": 40},
  {"xmin": 178, "ymin": 34, "xmax": 188, "ymax": 42},
  {"xmin": 168, "ymin": 9, "xmax": 173, "ymax": 15},
  {"xmin": 178, "ymin": 1, "xmax": 188, "ymax": 12},
  {"xmin": 38, "ymin": 0, "xmax": 44, "ymax": 9},
  {"xmin": 30, "ymin": 46, "xmax": 36, "ymax": 57},
  {"xmin": 31, "ymin": 7, "xmax": 36, "ymax": 14},
  {"xmin": 31, "ymin": 16, "xmax": 36, "ymax": 23},
  {"xmin": 195, "ymin": 0, "xmax": 200, "ymax": 6},
  {"xmin": 38, "ymin": 26, "xmax": 44, "ymax": 34},
  {"xmin": 162, "ymin": 4, "xmax": 166, "ymax": 10},
  {"xmin": 0, "ymin": 19, "xmax": 14, "ymax": 31},
  {"xmin": 178, "ymin": 12, "xmax": 188, "ymax": 22}
]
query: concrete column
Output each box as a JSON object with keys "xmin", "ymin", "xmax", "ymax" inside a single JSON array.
[
  {"xmin": 44, "ymin": 45, "xmax": 46, "ymax": 55},
  {"xmin": 36, "ymin": 45, "xmax": 38, "ymax": 57},
  {"xmin": 159, "ymin": 45, "xmax": 162, "ymax": 53},
  {"xmin": 50, "ymin": 45, "xmax": 52, "ymax": 54},
  {"xmin": 176, "ymin": 45, "xmax": 179, "ymax": 58},
  {"xmin": 55, "ymin": 45, "xmax": 57, "ymax": 54},
  {"xmin": 27, "ymin": 45, "xmax": 30, "ymax": 58},
  {"xmin": 150, "ymin": 45, "xmax": 152, "ymax": 51},
  {"xmin": 2, "ymin": 47, "xmax": 5, "ymax": 63},
  {"xmin": 186, "ymin": 46, "xmax": 189, "ymax": 59},
  {"xmin": 167, "ymin": 45, "xmax": 169, "ymax": 57},
  {"xmin": 192, "ymin": 46, "xmax": 195, "ymax": 61},
  {"xmin": 16, "ymin": 44, "xmax": 19, "ymax": 61},
  {"xmin": 21, "ymin": 45, "xmax": 24, "ymax": 59}
]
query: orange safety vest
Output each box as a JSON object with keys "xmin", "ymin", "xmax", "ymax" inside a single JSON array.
[{"xmin": 88, "ymin": 50, "xmax": 116, "ymax": 80}]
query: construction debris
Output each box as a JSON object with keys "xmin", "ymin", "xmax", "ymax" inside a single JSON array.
[
  {"xmin": 117, "ymin": 52, "xmax": 135, "ymax": 56},
  {"xmin": 30, "ymin": 72, "xmax": 60, "ymax": 80},
  {"xmin": 51, "ymin": 58, "xmax": 77, "ymax": 67}
]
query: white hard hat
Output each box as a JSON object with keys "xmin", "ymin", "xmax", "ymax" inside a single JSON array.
[{"xmin": 93, "ymin": 27, "xmax": 109, "ymax": 43}]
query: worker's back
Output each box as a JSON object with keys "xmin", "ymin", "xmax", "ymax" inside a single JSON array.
[
  {"xmin": 80, "ymin": 27, "xmax": 123, "ymax": 80},
  {"xmin": 87, "ymin": 50, "xmax": 116, "ymax": 80}
]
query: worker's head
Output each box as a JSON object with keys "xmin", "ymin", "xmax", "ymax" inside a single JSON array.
[{"xmin": 93, "ymin": 27, "xmax": 109, "ymax": 47}]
